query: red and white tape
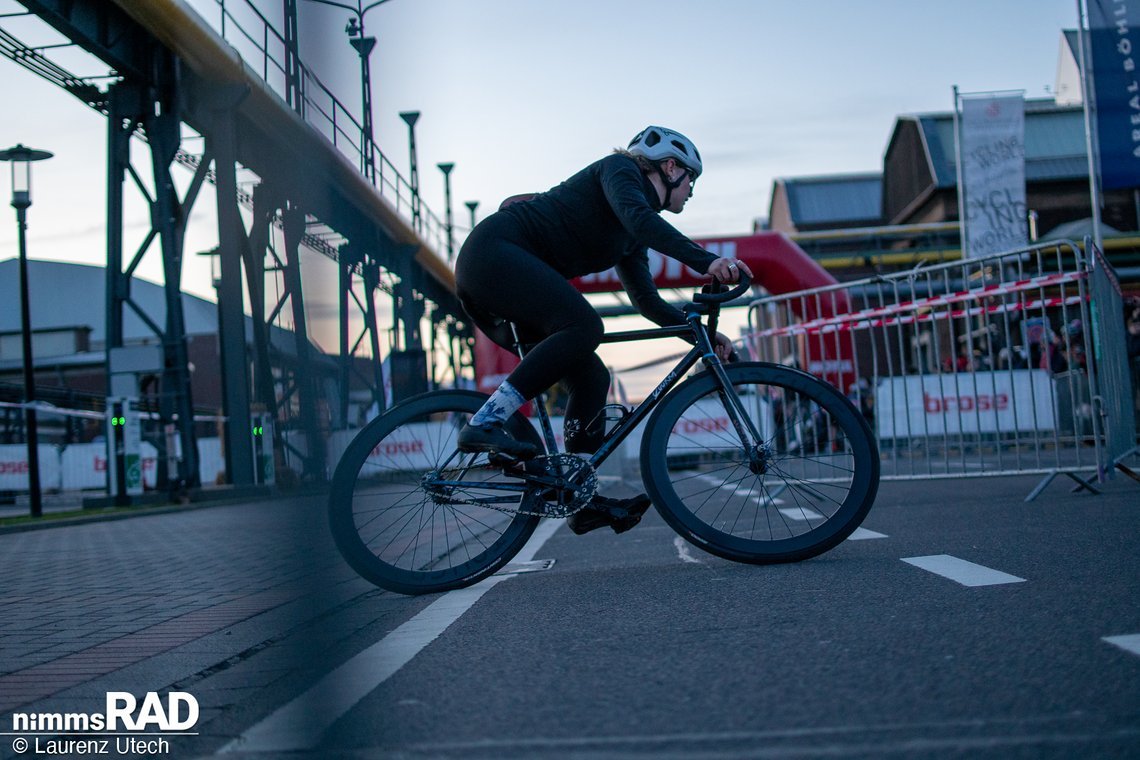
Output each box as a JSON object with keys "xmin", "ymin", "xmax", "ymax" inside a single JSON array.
[{"xmin": 755, "ymin": 271, "xmax": 1087, "ymax": 339}]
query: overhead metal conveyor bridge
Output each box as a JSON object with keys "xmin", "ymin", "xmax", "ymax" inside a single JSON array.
[{"xmin": 2, "ymin": 0, "xmax": 469, "ymax": 493}]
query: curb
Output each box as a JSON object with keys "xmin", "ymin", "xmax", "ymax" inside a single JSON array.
[{"xmin": 0, "ymin": 486, "xmax": 329, "ymax": 534}]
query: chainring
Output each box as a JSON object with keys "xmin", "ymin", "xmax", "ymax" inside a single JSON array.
[{"xmin": 517, "ymin": 454, "xmax": 598, "ymax": 518}]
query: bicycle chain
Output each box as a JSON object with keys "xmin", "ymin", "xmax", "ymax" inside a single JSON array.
[{"xmin": 431, "ymin": 454, "xmax": 598, "ymax": 518}]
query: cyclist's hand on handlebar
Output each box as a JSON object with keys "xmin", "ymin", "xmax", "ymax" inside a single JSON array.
[
  {"xmin": 714, "ymin": 332, "xmax": 737, "ymax": 362},
  {"xmin": 707, "ymin": 256, "xmax": 753, "ymax": 284}
]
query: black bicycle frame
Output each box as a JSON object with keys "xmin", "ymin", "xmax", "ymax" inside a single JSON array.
[
  {"xmin": 523, "ymin": 307, "xmax": 766, "ymax": 470},
  {"xmin": 431, "ymin": 297, "xmax": 763, "ymax": 506}
]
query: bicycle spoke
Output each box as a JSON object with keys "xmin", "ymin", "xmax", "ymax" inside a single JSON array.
[
  {"xmin": 328, "ymin": 393, "xmax": 543, "ymax": 594},
  {"xmin": 646, "ymin": 367, "xmax": 877, "ymax": 562}
]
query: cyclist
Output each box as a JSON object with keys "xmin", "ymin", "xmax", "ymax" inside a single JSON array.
[{"xmin": 455, "ymin": 125, "xmax": 753, "ymax": 534}]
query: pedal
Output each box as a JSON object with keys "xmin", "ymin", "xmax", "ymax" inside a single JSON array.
[
  {"xmin": 488, "ymin": 451, "xmax": 521, "ymax": 469},
  {"xmin": 492, "ymin": 453, "xmax": 549, "ymax": 476}
]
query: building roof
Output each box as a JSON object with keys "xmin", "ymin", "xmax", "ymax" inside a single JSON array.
[
  {"xmin": 0, "ymin": 258, "xmax": 319, "ymax": 362},
  {"xmin": 1043, "ymin": 216, "xmax": 1126, "ymax": 239},
  {"xmin": 777, "ymin": 173, "xmax": 883, "ymax": 229},
  {"xmin": 892, "ymin": 99, "xmax": 1087, "ymax": 190},
  {"xmin": 0, "ymin": 258, "xmax": 219, "ymax": 347}
]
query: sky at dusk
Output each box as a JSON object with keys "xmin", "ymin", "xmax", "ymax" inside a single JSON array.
[{"xmin": 0, "ymin": 0, "xmax": 1086, "ymax": 390}]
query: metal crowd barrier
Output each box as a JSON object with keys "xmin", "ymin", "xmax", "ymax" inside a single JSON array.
[{"xmin": 744, "ymin": 239, "xmax": 1138, "ymax": 500}]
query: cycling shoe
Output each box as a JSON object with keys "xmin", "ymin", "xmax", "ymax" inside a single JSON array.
[
  {"xmin": 457, "ymin": 422, "xmax": 538, "ymax": 460},
  {"xmin": 567, "ymin": 493, "xmax": 652, "ymax": 535}
]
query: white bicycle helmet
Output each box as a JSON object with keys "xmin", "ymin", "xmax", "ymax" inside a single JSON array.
[{"xmin": 627, "ymin": 126, "xmax": 703, "ymax": 178}]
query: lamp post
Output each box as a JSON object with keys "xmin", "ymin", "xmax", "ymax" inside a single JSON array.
[
  {"xmin": 464, "ymin": 200, "xmax": 479, "ymax": 231},
  {"xmin": 437, "ymin": 162, "xmax": 454, "ymax": 261},
  {"xmin": 0, "ymin": 143, "xmax": 53, "ymax": 518},
  {"xmin": 302, "ymin": 0, "xmax": 395, "ymax": 182},
  {"xmin": 400, "ymin": 110, "xmax": 421, "ymax": 231}
]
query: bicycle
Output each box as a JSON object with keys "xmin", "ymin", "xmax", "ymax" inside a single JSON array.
[{"xmin": 328, "ymin": 273, "xmax": 880, "ymax": 595}]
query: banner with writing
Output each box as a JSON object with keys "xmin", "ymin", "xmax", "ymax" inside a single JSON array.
[
  {"xmin": 960, "ymin": 93, "xmax": 1027, "ymax": 258},
  {"xmin": 876, "ymin": 370, "xmax": 1056, "ymax": 438},
  {"xmin": 1087, "ymin": 0, "xmax": 1140, "ymax": 189}
]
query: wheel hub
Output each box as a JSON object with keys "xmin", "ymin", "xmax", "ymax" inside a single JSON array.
[{"xmin": 747, "ymin": 442, "xmax": 773, "ymax": 475}]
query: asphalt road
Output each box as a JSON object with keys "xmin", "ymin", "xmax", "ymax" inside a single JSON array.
[{"xmin": 1, "ymin": 474, "xmax": 1138, "ymax": 759}]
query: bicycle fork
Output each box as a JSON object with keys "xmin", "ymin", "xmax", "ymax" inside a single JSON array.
[{"xmin": 694, "ymin": 321, "xmax": 772, "ymax": 475}]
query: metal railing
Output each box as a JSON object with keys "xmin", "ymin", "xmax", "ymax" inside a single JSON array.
[
  {"xmin": 192, "ymin": 0, "xmax": 450, "ymax": 257},
  {"xmin": 1087, "ymin": 240, "xmax": 1139, "ymax": 473},
  {"xmin": 744, "ymin": 239, "xmax": 1138, "ymax": 500}
]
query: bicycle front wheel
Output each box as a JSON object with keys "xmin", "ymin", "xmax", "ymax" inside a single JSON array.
[
  {"xmin": 328, "ymin": 390, "xmax": 543, "ymax": 595},
  {"xmin": 641, "ymin": 362, "xmax": 879, "ymax": 564}
]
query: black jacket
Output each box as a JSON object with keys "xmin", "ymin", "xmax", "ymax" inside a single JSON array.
[{"xmin": 502, "ymin": 153, "xmax": 717, "ymax": 326}]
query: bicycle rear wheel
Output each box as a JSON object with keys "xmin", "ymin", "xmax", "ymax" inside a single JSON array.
[
  {"xmin": 641, "ymin": 362, "xmax": 878, "ymax": 564},
  {"xmin": 328, "ymin": 390, "xmax": 543, "ymax": 595}
]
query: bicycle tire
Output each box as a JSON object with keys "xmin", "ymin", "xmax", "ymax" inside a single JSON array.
[
  {"xmin": 641, "ymin": 362, "xmax": 879, "ymax": 564},
  {"xmin": 328, "ymin": 390, "xmax": 543, "ymax": 595}
]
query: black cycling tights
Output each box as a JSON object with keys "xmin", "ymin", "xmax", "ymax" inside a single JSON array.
[{"xmin": 456, "ymin": 212, "xmax": 610, "ymax": 454}]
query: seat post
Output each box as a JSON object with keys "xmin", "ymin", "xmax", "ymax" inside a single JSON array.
[{"xmin": 508, "ymin": 322, "xmax": 526, "ymax": 360}]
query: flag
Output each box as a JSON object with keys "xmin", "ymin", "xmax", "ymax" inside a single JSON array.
[
  {"xmin": 959, "ymin": 93, "xmax": 1028, "ymax": 257},
  {"xmin": 1086, "ymin": 0, "xmax": 1140, "ymax": 189}
]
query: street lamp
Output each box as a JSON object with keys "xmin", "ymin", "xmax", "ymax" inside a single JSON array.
[
  {"xmin": 302, "ymin": 0, "xmax": 395, "ymax": 182},
  {"xmin": 0, "ymin": 143, "xmax": 53, "ymax": 518},
  {"xmin": 465, "ymin": 201, "xmax": 479, "ymax": 231},
  {"xmin": 400, "ymin": 110, "xmax": 421, "ymax": 231},
  {"xmin": 437, "ymin": 162, "xmax": 454, "ymax": 261}
]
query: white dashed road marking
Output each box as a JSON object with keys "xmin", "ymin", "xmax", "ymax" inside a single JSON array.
[
  {"xmin": 901, "ymin": 555, "xmax": 1026, "ymax": 587},
  {"xmin": 1103, "ymin": 633, "xmax": 1140, "ymax": 657},
  {"xmin": 697, "ymin": 474, "xmax": 785, "ymax": 505},
  {"xmin": 778, "ymin": 507, "xmax": 824, "ymax": 521},
  {"xmin": 847, "ymin": 528, "xmax": 887, "ymax": 540}
]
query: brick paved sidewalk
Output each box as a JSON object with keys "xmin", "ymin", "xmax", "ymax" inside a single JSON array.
[{"xmin": 0, "ymin": 495, "xmax": 374, "ymax": 721}]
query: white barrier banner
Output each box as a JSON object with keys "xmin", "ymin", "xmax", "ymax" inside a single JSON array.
[
  {"xmin": 0, "ymin": 445, "xmax": 62, "ymax": 491},
  {"xmin": 877, "ymin": 370, "xmax": 1055, "ymax": 438},
  {"xmin": 197, "ymin": 437, "xmax": 225, "ymax": 487},
  {"xmin": 667, "ymin": 395, "xmax": 775, "ymax": 452},
  {"xmin": 59, "ymin": 442, "xmax": 159, "ymax": 491},
  {"xmin": 345, "ymin": 417, "xmax": 566, "ymax": 475},
  {"xmin": 960, "ymin": 93, "xmax": 1027, "ymax": 257}
]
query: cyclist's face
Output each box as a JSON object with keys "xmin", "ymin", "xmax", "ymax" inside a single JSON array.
[{"xmin": 666, "ymin": 159, "xmax": 695, "ymax": 213}]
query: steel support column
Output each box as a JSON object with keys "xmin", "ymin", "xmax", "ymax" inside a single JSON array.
[
  {"xmin": 337, "ymin": 243, "xmax": 358, "ymax": 428},
  {"xmin": 336, "ymin": 244, "xmax": 391, "ymax": 425},
  {"xmin": 362, "ymin": 257, "xmax": 387, "ymax": 413},
  {"xmin": 207, "ymin": 104, "xmax": 255, "ymax": 486},
  {"xmin": 104, "ymin": 76, "xmax": 206, "ymax": 494},
  {"xmin": 281, "ymin": 206, "xmax": 326, "ymax": 480},
  {"xmin": 144, "ymin": 60, "xmax": 200, "ymax": 491},
  {"xmin": 104, "ymin": 82, "xmax": 140, "ymax": 372},
  {"xmin": 246, "ymin": 186, "xmax": 281, "ymax": 418}
]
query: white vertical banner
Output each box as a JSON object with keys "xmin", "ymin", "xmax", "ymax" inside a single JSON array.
[{"xmin": 959, "ymin": 92, "xmax": 1027, "ymax": 258}]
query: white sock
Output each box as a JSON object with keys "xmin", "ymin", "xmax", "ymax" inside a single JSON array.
[{"xmin": 470, "ymin": 381, "xmax": 526, "ymax": 426}]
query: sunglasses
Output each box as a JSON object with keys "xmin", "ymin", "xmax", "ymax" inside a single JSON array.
[{"xmin": 676, "ymin": 163, "xmax": 697, "ymax": 183}]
